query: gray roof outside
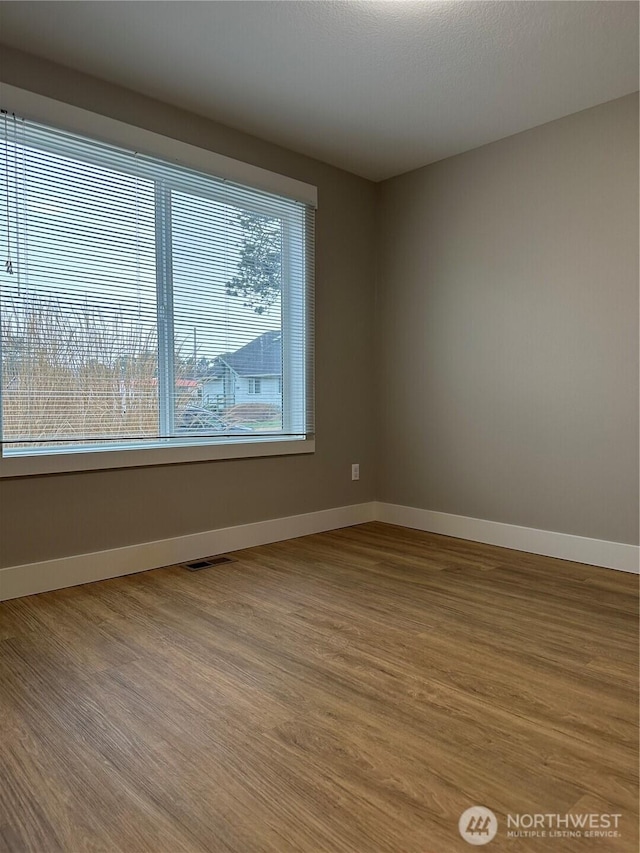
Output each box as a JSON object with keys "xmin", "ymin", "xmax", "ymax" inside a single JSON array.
[{"xmin": 209, "ymin": 330, "xmax": 282, "ymax": 379}]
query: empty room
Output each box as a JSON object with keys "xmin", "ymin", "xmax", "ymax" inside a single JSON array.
[{"xmin": 0, "ymin": 2, "xmax": 638, "ymax": 851}]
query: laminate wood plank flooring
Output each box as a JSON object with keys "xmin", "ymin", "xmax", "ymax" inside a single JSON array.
[{"xmin": 0, "ymin": 522, "xmax": 637, "ymax": 852}]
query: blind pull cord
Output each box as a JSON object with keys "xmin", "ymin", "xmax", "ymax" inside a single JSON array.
[{"xmin": 2, "ymin": 110, "xmax": 14, "ymax": 275}]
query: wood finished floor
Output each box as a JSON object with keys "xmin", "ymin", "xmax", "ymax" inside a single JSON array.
[{"xmin": 0, "ymin": 522, "xmax": 637, "ymax": 853}]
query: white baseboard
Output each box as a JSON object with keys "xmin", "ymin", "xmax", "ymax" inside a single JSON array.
[
  {"xmin": 0, "ymin": 502, "xmax": 376, "ymax": 601},
  {"xmin": 2, "ymin": 500, "xmax": 637, "ymax": 601},
  {"xmin": 375, "ymin": 502, "xmax": 639, "ymax": 574}
]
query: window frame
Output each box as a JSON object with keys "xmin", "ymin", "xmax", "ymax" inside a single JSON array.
[{"xmin": 0, "ymin": 85, "xmax": 316, "ymax": 478}]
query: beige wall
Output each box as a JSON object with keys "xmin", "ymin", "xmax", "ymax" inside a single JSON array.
[
  {"xmin": 377, "ymin": 93, "xmax": 639, "ymax": 545},
  {"xmin": 0, "ymin": 48, "xmax": 377, "ymax": 567}
]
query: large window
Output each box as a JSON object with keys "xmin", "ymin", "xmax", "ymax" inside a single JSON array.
[{"xmin": 0, "ymin": 109, "xmax": 315, "ymax": 474}]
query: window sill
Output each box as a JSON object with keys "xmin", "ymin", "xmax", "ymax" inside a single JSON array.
[{"xmin": 0, "ymin": 436, "xmax": 315, "ymax": 478}]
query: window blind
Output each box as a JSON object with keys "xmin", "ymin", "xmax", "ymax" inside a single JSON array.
[{"xmin": 0, "ymin": 113, "xmax": 315, "ymax": 456}]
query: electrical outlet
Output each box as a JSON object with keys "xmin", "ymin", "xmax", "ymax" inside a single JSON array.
[{"xmin": 351, "ymin": 463, "xmax": 360, "ymax": 481}]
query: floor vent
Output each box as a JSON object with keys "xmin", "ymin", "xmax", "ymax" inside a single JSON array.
[{"xmin": 183, "ymin": 556, "xmax": 236, "ymax": 571}]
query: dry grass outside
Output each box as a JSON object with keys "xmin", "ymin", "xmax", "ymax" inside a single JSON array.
[
  {"xmin": 223, "ymin": 402, "xmax": 282, "ymax": 426},
  {"xmin": 2, "ymin": 295, "xmax": 161, "ymax": 447}
]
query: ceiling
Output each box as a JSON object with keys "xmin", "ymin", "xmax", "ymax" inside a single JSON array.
[{"xmin": 0, "ymin": 1, "xmax": 637, "ymax": 181}]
